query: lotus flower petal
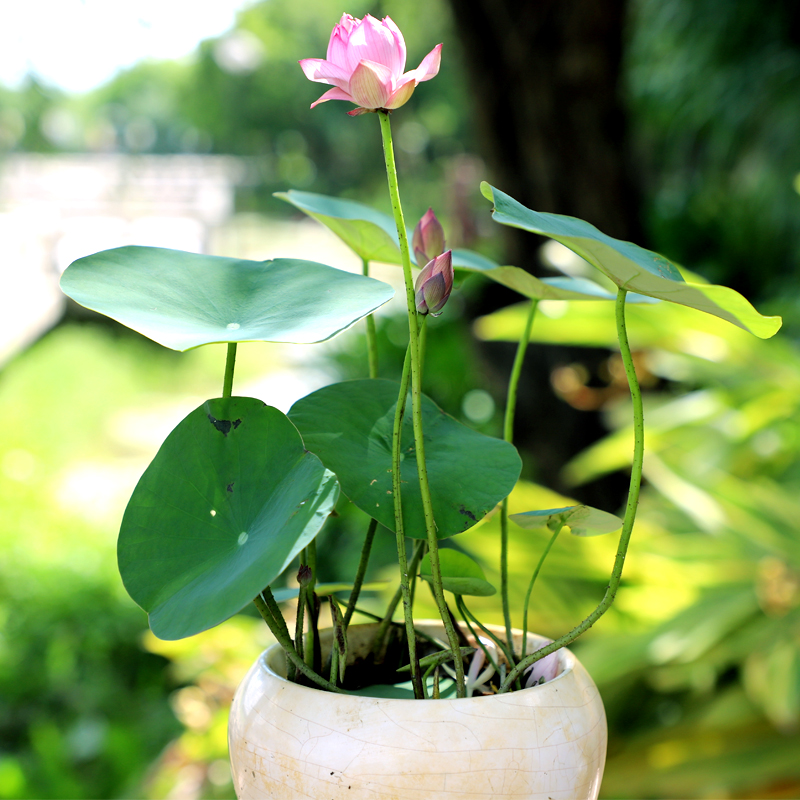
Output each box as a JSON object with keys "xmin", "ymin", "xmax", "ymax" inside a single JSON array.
[
  {"xmin": 349, "ymin": 60, "xmax": 393, "ymax": 109},
  {"xmin": 301, "ymin": 14, "xmax": 441, "ymax": 113},
  {"xmin": 310, "ymin": 86, "xmax": 357, "ymax": 109}
]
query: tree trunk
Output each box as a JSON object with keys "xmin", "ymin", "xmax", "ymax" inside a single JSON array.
[{"xmin": 448, "ymin": 0, "xmax": 641, "ymax": 509}]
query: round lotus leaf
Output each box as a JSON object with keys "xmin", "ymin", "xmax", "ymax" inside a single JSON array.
[
  {"xmin": 288, "ymin": 379, "xmax": 521, "ymax": 539},
  {"xmin": 60, "ymin": 246, "xmax": 394, "ymax": 350},
  {"xmin": 118, "ymin": 397, "xmax": 339, "ymax": 639}
]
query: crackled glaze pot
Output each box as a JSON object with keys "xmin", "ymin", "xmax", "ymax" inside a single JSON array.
[{"xmin": 228, "ymin": 622, "xmax": 606, "ymax": 799}]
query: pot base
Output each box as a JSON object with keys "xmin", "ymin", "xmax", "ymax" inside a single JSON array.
[{"xmin": 229, "ymin": 622, "xmax": 606, "ymax": 799}]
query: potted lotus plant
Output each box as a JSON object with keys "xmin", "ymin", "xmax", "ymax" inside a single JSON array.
[{"xmin": 59, "ymin": 12, "xmax": 782, "ymax": 800}]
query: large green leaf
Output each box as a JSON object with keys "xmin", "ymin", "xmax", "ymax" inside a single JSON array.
[
  {"xmin": 420, "ymin": 549, "xmax": 496, "ymax": 596},
  {"xmin": 481, "ymin": 182, "xmax": 782, "ymax": 338},
  {"xmin": 60, "ymin": 246, "xmax": 394, "ymax": 351},
  {"xmin": 118, "ymin": 397, "xmax": 339, "ymax": 640},
  {"xmin": 276, "ymin": 189, "xmax": 627, "ymax": 302},
  {"xmin": 510, "ymin": 505, "xmax": 623, "ymax": 536},
  {"xmin": 288, "ymin": 380, "xmax": 522, "ymax": 539}
]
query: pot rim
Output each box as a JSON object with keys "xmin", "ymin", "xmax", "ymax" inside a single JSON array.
[{"xmin": 256, "ymin": 619, "xmax": 576, "ymax": 704}]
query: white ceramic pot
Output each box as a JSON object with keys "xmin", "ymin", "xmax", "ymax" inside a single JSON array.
[{"xmin": 229, "ymin": 622, "xmax": 606, "ymax": 799}]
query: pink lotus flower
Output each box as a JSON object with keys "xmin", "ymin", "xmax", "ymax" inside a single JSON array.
[
  {"xmin": 412, "ymin": 208, "xmax": 446, "ymax": 269},
  {"xmin": 414, "ymin": 250, "xmax": 453, "ymax": 316},
  {"xmin": 299, "ymin": 14, "xmax": 442, "ymax": 115}
]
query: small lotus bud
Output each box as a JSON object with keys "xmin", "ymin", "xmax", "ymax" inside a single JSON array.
[
  {"xmin": 412, "ymin": 208, "xmax": 446, "ymax": 268},
  {"xmin": 297, "ymin": 564, "xmax": 313, "ymax": 587},
  {"xmin": 414, "ymin": 250, "xmax": 453, "ymax": 316}
]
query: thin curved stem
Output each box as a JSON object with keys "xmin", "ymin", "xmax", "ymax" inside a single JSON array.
[
  {"xmin": 343, "ymin": 518, "xmax": 378, "ymax": 629},
  {"xmin": 500, "ymin": 299, "xmax": 538, "ymax": 659},
  {"xmin": 362, "ymin": 257, "xmax": 379, "ymax": 379},
  {"xmin": 521, "ymin": 524, "xmax": 563, "ymax": 659},
  {"xmin": 499, "ymin": 288, "xmax": 645, "ymax": 692},
  {"xmin": 222, "ymin": 343, "xmax": 237, "ymax": 398},
  {"xmin": 378, "ymin": 110, "xmax": 465, "ymax": 697}
]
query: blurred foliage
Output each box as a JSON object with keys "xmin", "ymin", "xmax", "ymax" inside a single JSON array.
[
  {"xmin": 626, "ymin": 0, "xmax": 800, "ymax": 313},
  {"xmin": 477, "ymin": 297, "xmax": 800, "ymax": 798}
]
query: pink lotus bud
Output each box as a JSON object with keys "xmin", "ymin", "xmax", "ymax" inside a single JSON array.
[
  {"xmin": 523, "ymin": 642, "xmax": 561, "ymax": 688},
  {"xmin": 414, "ymin": 250, "xmax": 453, "ymax": 316},
  {"xmin": 412, "ymin": 208, "xmax": 446, "ymax": 268},
  {"xmin": 299, "ymin": 14, "xmax": 442, "ymax": 115}
]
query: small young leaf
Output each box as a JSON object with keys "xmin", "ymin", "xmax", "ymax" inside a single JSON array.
[
  {"xmin": 419, "ymin": 550, "xmax": 497, "ymax": 597},
  {"xmin": 510, "ymin": 505, "xmax": 623, "ymax": 536}
]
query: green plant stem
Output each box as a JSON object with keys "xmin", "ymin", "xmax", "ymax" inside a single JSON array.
[
  {"xmin": 362, "ymin": 257, "xmax": 379, "ymax": 379},
  {"xmin": 294, "ymin": 585, "xmax": 306, "ymax": 661},
  {"xmin": 389, "ymin": 341, "xmax": 423, "ymax": 697},
  {"xmin": 378, "ymin": 109, "xmax": 465, "ymax": 697},
  {"xmin": 222, "ymin": 342, "xmax": 237, "ymax": 398},
  {"xmin": 500, "ymin": 298, "xmax": 538, "ymax": 658},
  {"xmin": 342, "ymin": 264, "xmax": 381, "ymax": 631},
  {"xmin": 457, "ymin": 596, "xmax": 514, "ymax": 668},
  {"xmin": 455, "ymin": 597, "xmax": 500, "ymax": 675},
  {"xmin": 521, "ymin": 524, "xmax": 563, "ymax": 660},
  {"xmin": 499, "ymin": 288, "xmax": 645, "ymax": 692},
  {"xmin": 343, "ymin": 518, "xmax": 378, "ymax": 628},
  {"xmin": 372, "ymin": 540, "xmax": 427, "ymax": 657},
  {"xmin": 253, "ymin": 589, "xmax": 343, "ymax": 693}
]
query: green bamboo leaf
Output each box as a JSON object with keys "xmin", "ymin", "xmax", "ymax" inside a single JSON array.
[
  {"xmin": 510, "ymin": 505, "xmax": 623, "ymax": 536},
  {"xmin": 118, "ymin": 397, "xmax": 339, "ymax": 640},
  {"xmin": 419, "ymin": 549, "xmax": 496, "ymax": 596},
  {"xmin": 288, "ymin": 379, "xmax": 521, "ymax": 539},
  {"xmin": 481, "ymin": 182, "xmax": 781, "ymax": 338},
  {"xmin": 60, "ymin": 246, "xmax": 394, "ymax": 351}
]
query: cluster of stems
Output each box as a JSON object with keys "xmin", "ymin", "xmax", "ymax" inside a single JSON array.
[{"xmin": 241, "ymin": 112, "xmax": 644, "ymax": 699}]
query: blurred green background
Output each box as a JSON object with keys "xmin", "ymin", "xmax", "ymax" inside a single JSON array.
[{"xmin": 1, "ymin": 0, "xmax": 799, "ymax": 797}]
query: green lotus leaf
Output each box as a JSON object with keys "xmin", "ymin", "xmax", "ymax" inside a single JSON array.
[
  {"xmin": 275, "ymin": 190, "xmax": 403, "ymax": 264},
  {"xmin": 276, "ymin": 189, "xmax": 627, "ymax": 301},
  {"xmin": 510, "ymin": 505, "xmax": 623, "ymax": 536},
  {"xmin": 118, "ymin": 397, "xmax": 339, "ymax": 640},
  {"xmin": 481, "ymin": 182, "xmax": 781, "ymax": 338},
  {"xmin": 288, "ymin": 379, "xmax": 521, "ymax": 539},
  {"xmin": 60, "ymin": 246, "xmax": 394, "ymax": 351},
  {"xmin": 419, "ymin": 549, "xmax": 496, "ymax": 596}
]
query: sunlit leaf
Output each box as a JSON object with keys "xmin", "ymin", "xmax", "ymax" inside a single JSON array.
[
  {"xmin": 60, "ymin": 246, "xmax": 394, "ymax": 351},
  {"xmin": 276, "ymin": 189, "xmax": 627, "ymax": 301},
  {"xmin": 481, "ymin": 182, "xmax": 781, "ymax": 338},
  {"xmin": 118, "ymin": 397, "xmax": 339, "ymax": 640},
  {"xmin": 510, "ymin": 505, "xmax": 623, "ymax": 536},
  {"xmin": 275, "ymin": 190, "xmax": 403, "ymax": 263}
]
